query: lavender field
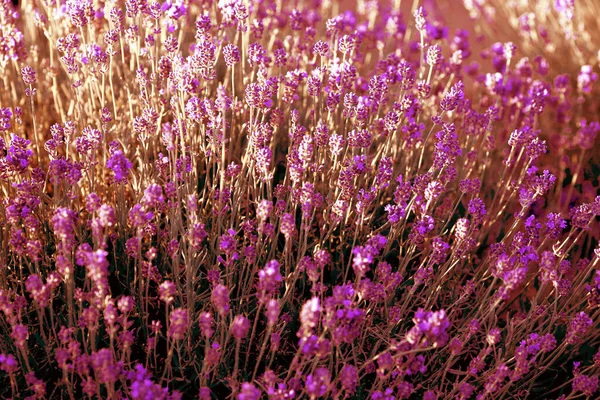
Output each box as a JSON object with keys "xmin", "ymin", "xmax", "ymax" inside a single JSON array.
[{"xmin": 0, "ymin": 0, "xmax": 599, "ymax": 398}]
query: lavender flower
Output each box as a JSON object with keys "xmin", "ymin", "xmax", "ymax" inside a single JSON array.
[
  {"xmin": 168, "ymin": 308, "xmax": 188, "ymax": 340},
  {"xmin": 1, "ymin": 2, "xmax": 600, "ymax": 398},
  {"xmin": 106, "ymin": 150, "xmax": 132, "ymax": 183}
]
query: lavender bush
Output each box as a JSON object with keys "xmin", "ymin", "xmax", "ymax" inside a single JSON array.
[{"xmin": 0, "ymin": 0, "xmax": 599, "ymax": 398}]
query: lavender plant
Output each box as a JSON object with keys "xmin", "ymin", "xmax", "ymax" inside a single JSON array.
[{"xmin": 0, "ymin": 0, "xmax": 599, "ymax": 399}]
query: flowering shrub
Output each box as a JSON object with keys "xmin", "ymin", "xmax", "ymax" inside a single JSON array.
[{"xmin": 0, "ymin": 0, "xmax": 599, "ymax": 399}]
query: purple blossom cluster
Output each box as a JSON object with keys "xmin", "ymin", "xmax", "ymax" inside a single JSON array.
[{"xmin": 0, "ymin": 1, "xmax": 599, "ymax": 399}]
